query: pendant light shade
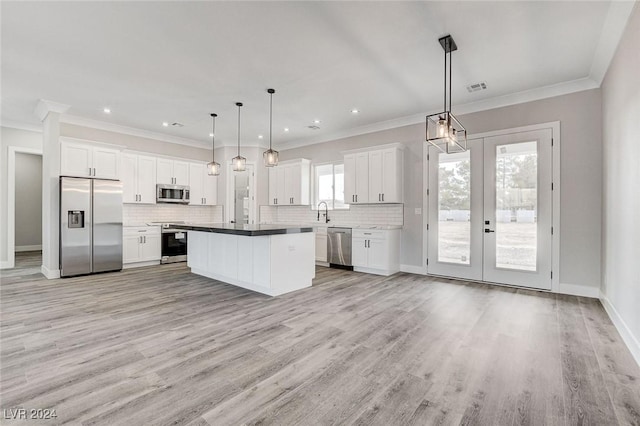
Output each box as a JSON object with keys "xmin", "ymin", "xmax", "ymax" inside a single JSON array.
[
  {"xmin": 207, "ymin": 113, "xmax": 221, "ymax": 176},
  {"xmin": 426, "ymin": 35, "xmax": 467, "ymax": 154},
  {"xmin": 263, "ymin": 88, "xmax": 279, "ymax": 167},
  {"xmin": 232, "ymin": 102, "xmax": 247, "ymax": 172}
]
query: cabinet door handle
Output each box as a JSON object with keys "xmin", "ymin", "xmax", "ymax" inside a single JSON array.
[
  {"xmin": 144, "ymin": 236, "xmax": 146, "ymax": 243},
  {"xmin": 356, "ymin": 195, "xmax": 358, "ymax": 203},
  {"xmin": 93, "ymin": 168, "xmax": 96, "ymax": 176},
  {"xmin": 204, "ymin": 198, "xmax": 206, "ymax": 204},
  {"xmin": 382, "ymin": 193, "xmax": 384, "ymax": 202}
]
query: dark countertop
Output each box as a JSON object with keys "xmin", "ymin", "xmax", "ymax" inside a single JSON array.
[{"xmin": 169, "ymin": 223, "xmax": 314, "ymax": 237}]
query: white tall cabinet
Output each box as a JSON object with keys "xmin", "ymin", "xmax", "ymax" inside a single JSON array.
[
  {"xmin": 344, "ymin": 144, "xmax": 403, "ymax": 204},
  {"xmin": 60, "ymin": 139, "xmax": 121, "ymax": 180},
  {"xmin": 157, "ymin": 158, "xmax": 189, "ymax": 185},
  {"xmin": 189, "ymin": 162, "xmax": 217, "ymax": 206},
  {"xmin": 268, "ymin": 159, "xmax": 311, "ymax": 205},
  {"xmin": 122, "ymin": 153, "xmax": 157, "ymax": 204}
]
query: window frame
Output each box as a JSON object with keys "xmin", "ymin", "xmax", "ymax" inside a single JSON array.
[{"xmin": 312, "ymin": 161, "xmax": 348, "ymax": 210}]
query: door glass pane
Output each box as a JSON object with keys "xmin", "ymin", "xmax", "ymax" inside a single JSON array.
[
  {"xmin": 495, "ymin": 142, "xmax": 537, "ymax": 271},
  {"xmin": 438, "ymin": 151, "xmax": 471, "ymax": 264}
]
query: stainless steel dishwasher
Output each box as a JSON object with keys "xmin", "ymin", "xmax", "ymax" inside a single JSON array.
[{"xmin": 327, "ymin": 227, "xmax": 353, "ymax": 269}]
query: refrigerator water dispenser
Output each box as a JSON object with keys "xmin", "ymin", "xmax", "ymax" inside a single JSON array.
[{"xmin": 68, "ymin": 211, "xmax": 85, "ymax": 228}]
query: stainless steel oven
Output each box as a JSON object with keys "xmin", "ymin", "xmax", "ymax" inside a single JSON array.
[
  {"xmin": 161, "ymin": 227, "xmax": 187, "ymax": 264},
  {"xmin": 156, "ymin": 184, "xmax": 190, "ymax": 204}
]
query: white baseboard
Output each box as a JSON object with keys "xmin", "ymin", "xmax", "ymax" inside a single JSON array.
[
  {"xmin": 558, "ymin": 282, "xmax": 600, "ymax": 298},
  {"xmin": 0, "ymin": 260, "xmax": 14, "ymax": 269},
  {"xmin": 400, "ymin": 264, "xmax": 426, "ymax": 275},
  {"xmin": 41, "ymin": 265, "xmax": 60, "ymax": 279},
  {"xmin": 15, "ymin": 245, "xmax": 42, "ymax": 252},
  {"xmin": 600, "ymin": 292, "xmax": 640, "ymax": 368}
]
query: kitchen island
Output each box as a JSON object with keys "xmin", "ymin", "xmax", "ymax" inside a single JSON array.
[{"xmin": 171, "ymin": 223, "xmax": 315, "ymax": 296}]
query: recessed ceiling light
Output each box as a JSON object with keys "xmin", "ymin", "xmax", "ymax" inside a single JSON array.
[
  {"xmin": 313, "ymin": 119, "xmax": 321, "ymax": 124},
  {"xmin": 103, "ymin": 107, "xmax": 111, "ymax": 114},
  {"xmin": 284, "ymin": 128, "xmax": 290, "ymax": 132},
  {"xmin": 351, "ymin": 109, "xmax": 359, "ymax": 114},
  {"xmin": 162, "ymin": 122, "xmax": 169, "ymax": 127},
  {"xmin": 258, "ymin": 135, "xmax": 264, "ymax": 139}
]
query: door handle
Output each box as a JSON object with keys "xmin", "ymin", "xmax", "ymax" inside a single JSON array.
[{"xmin": 484, "ymin": 229, "xmax": 495, "ymax": 233}]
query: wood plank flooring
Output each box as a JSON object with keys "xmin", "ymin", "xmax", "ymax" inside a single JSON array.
[{"xmin": 1, "ymin": 263, "xmax": 639, "ymax": 425}]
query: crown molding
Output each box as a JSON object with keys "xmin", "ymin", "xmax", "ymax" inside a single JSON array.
[
  {"xmin": 0, "ymin": 119, "xmax": 43, "ymax": 133},
  {"xmin": 589, "ymin": 0, "xmax": 637, "ymax": 85},
  {"xmin": 276, "ymin": 76, "xmax": 599, "ymax": 151},
  {"xmin": 60, "ymin": 114, "xmax": 269, "ymax": 150},
  {"xmin": 34, "ymin": 99, "xmax": 70, "ymax": 122}
]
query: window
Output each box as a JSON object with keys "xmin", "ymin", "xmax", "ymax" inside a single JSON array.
[{"xmin": 313, "ymin": 163, "xmax": 346, "ymax": 209}]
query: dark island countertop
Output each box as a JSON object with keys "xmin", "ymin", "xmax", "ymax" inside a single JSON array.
[{"xmin": 169, "ymin": 223, "xmax": 314, "ymax": 237}]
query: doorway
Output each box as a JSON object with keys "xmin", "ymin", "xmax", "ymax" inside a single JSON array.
[
  {"xmin": 226, "ymin": 163, "xmax": 256, "ymax": 224},
  {"xmin": 426, "ymin": 126, "xmax": 557, "ymax": 291},
  {"xmin": 5, "ymin": 147, "xmax": 43, "ymax": 270}
]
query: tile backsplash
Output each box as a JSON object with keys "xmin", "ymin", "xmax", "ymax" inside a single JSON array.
[
  {"xmin": 124, "ymin": 204, "xmax": 223, "ymax": 226},
  {"xmin": 260, "ymin": 204, "xmax": 404, "ymax": 227}
]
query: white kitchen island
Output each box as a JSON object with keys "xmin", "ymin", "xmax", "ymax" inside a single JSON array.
[{"xmin": 173, "ymin": 223, "xmax": 315, "ymax": 296}]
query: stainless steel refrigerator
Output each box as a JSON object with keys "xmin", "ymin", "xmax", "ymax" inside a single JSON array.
[{"xmin": 60, "ymin": 177, "xmax": 123, "ymax": 277}]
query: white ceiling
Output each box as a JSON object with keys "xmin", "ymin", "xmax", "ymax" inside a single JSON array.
[{"xmin": 1, "ymin": 1, "xmax": 634, "ymax": 149}]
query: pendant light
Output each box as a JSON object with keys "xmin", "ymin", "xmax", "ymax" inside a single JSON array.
[
  {"xmin": 207, "ymin": 113, "xmax": 221, "ymax": 176},
  {"xmin": 263, "ymin": 88, "xmax": 279, "ymax": 167},
  {"xmin": 426, "ymin": 35, "xmax": 467, "ymax": 154},
  {"xmin": 232, "ymin": 102, "xmax": 246, "ymax": 172}
]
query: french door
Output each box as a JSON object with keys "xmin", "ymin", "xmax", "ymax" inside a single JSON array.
[{"xmin": 427, "ymin": 129, "xmax": 553, "ymax": 290}]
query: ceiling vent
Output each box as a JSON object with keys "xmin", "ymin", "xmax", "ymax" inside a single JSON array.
[
  {"xmin": 307, "ymin": 125, "xmax": 321, "ymax": 130},
  {"xmin": 466, "ymin": 82, "xmax": 487, "ymax": 93},
  {"xmin": 171, "ymin": 122, "xmax": 184, "ymax": 127}
]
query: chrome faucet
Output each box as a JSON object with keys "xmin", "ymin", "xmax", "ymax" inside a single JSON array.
[{"xmin": 317, "ymin": 201, "xmax": 330, "ymax": 223}]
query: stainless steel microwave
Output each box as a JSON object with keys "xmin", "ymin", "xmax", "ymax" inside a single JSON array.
[{"xmin": 156, "ymin": 184, "xmax": 190, "ymax": 204}]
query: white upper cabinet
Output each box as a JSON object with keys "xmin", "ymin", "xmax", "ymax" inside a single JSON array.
[
  {"xmin": 157, "ymin": 158, "xmax": 189, "ymax": 185},
  {"xmin": 60, "ymin": 140, "xmax": 121, "ymax": 180},
  {"xmin": 370, "ymin": 147, "xmax": 402, "ymax": 203},
  {"xmin": 344, "ymin": 144, "xmax": 403, "ymax": 204},
  {"xmin": 268, "ymin": 159, "xmax": 310, "ymax": 205},
  {"xmin": 189, "ymin": 162, "xmax": 217, "ymax": 206},
  {"xmin": 122, "ymin": 153, "xmax": 157, "ymax": 204},
  {"xmin": 344, "ymin": 152, "xmax": 370, "ymax": 204}
]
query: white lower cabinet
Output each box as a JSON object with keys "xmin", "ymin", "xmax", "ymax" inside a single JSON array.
[
  {"xmin": 315, "ymin": 227, "xmax": 328, "ymax": 263},
  {"xmin": 123, "ymin": 227, "xmax": 161, "ymax": 267},
  {"xmin": 352, "ymin": 229, "xmax": 400, "ymax": 276}
]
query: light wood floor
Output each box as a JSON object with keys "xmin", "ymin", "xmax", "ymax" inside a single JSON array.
[{"xmin": 1, "ymin": 263, "xmax": 639, "ymax": 425}]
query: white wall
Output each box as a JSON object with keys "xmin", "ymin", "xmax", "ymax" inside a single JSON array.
[
  {"xmin": 601, "ymin": 4, "xmax": 640, "ymax": 362},
  {"xmin": 14, "ymin": 153, "xmax": 43, "ymax": 249},
  {"xmin": 0, "ymin": 127, "xmax": 43, "ymax": 265},
  {"xmin": 281, "ymin": 88, "xmax": 603, "ymax": 294}
]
